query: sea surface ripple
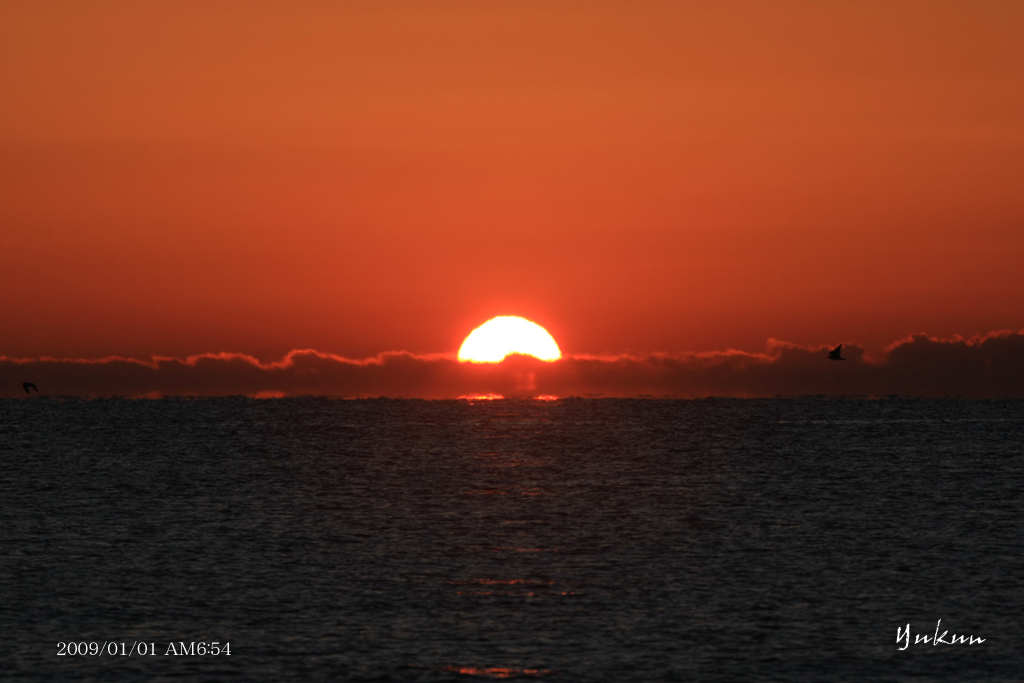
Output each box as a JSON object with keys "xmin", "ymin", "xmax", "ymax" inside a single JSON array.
[{"xmin": 1, "ymin": 398, "xmax": 1022, "ymax": 681}]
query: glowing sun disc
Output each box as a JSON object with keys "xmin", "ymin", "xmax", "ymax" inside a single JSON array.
[{"xmin": 458, "ymin": 316, "xmax": 561, "ymax": 363}]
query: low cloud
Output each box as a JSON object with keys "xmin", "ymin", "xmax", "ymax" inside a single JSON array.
[{"xmin": 2, "ymin": 331, "xmax": 1024, "ymax": 399}]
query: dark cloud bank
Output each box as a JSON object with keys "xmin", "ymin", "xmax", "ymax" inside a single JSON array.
[{"xmin": 3, "ymin": 331, "xmax": 1024, "ymax": 399}]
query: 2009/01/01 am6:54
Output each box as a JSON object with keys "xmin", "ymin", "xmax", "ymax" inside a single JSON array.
[{"xmin": 57, "ymin": 641, "xmax": 232, "ymax": 657}]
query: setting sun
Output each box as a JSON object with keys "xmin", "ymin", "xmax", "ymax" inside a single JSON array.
[{"xmin": 457, "ymin": 316, "xmax": 562, "ymax": 363}]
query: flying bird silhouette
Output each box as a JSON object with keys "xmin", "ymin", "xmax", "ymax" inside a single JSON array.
[
  {"xmin": 827, "ymin": 345, "xmax": 845, "ymax": 361},
  {"xmin": 23, "ymin": 382, "xmax": 40, "ymax": 394}
]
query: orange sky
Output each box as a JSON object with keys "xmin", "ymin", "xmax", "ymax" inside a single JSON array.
[{"xmin": 3, "ymin": 1, "xmax": 1023, "ymax": 360}]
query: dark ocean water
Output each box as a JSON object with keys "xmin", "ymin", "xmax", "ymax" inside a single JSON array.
[{"xmin": 1, "ymin": 397, "xmax": 1022, "ymax": 682}]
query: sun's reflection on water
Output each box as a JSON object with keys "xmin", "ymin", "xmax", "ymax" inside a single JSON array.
[
  {"xmin": 458, "ymin": 487, "xmax": 550, "ymax": 496},
  {"xmin": 435, "ymin": 403, "xmax": 568, "ymax": 677},
  {"xmin": 447, "ymin": 578, "xmax": 577, "ymax": 597},
  {"xmin": 438, "ymin": 665, "xmax": 554, "ymax": 678},
  {"xmin": 449, "ymin": 578, "xmax": 554, "ymax": 585}
]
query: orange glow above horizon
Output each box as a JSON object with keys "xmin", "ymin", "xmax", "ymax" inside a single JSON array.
[
  {"xmin": 0, "ymin": 3, "xmax": 1023, "ymax": 360},
  {"xmin": 458, "ymin": 316, "xmax": 562, "ymax": 363}
]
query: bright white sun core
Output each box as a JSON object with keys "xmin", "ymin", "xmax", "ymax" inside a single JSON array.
[{"xmin": 457, "ymin": 316, "xmax": 562, "ymax": 363}]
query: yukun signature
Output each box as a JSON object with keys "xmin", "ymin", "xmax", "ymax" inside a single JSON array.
[{"xmin": 897, "ymin": 620, "xmax": 985, "ymax": 650}]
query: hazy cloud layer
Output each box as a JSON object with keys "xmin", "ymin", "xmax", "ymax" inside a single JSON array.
[{"xmin": 3, "ymin": 331, "xmax": 1024, "ymax": 399}]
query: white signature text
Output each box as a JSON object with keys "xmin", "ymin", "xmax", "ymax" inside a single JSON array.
[{"xmin": 897, "ymin": 620, "xmax": 985, "ymax": 650}]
